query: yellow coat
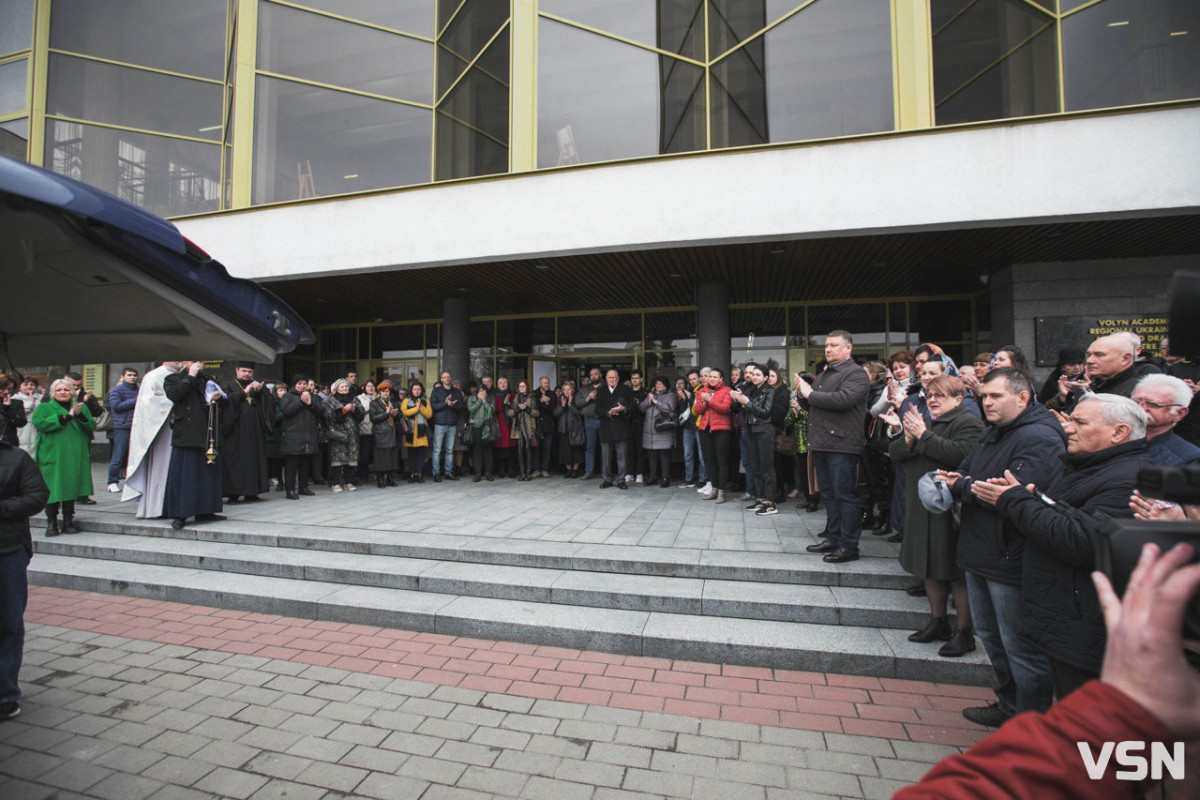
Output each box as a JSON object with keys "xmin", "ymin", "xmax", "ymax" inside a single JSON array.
[{"xmin": 401, "ymin": 397, "xmax": 432, "ymax": 447}]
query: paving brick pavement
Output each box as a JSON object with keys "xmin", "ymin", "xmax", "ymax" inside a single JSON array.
[{"xmin": 0, "ymin": 589, "xmax": 997, "ymax": 799}]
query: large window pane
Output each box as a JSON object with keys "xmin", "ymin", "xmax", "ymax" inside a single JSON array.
[
  {"xmin": 46, "ymin": 120, "xmax": 221, "ymax": 217},
  {"xmin": 0, "ymin": 0, "xmax": 33, "ymax": 57},
  {"xmin": 1063, "ymin": 0, "xmax": 1200, "ymax": 111},
  {"xmin": 0, "ymin": 117, "xmax": 28, "ymax": 160},
  {"xmin": 0, "ymin": 59, "xmax": 25, "ymax": 116},
  {"xmin": 258, "ymin": 2, "xmax": 433, "ymax": 105},
  {"xmin": 254, "ymin": 75, "xmax": 432, "ymax": 204},
  {"xmin": 540, "ymin": 0, "xmax": 705, "ymax": 61},
  {"xmin": 713, "ymin": 0, "xmax": 893, "ymax": 147},
  {"xmin": 538, "ymin": 20, "xmax": 704, "ymax": 167},
  {"xmin": 558, "ymin": 314, "xmax": 642, "ymax": 352},
  {"xmin": 288, "ymin": 0, "xmax": 434, "ymax": 38},
  {"xmin": 47, "ymin": 54, "xmax": 223, "ymax": 140},
  {"xmin": 435, "ymin": 32, "xmax": 509, "ymax": 180},
  {"xmin": 931, "ymin": 0, "xmax": 1059, "ymax": 125},
  {"xmin": 50, "ymin": 0, "xmax": 226, "ymax": 80},
  {"xmin": 436, "ymin": 0, "xmax": 508, "ymax": 98},
  {"xmin": 708, "ymin": 0, "xmax": 768, "ymax": 58}
]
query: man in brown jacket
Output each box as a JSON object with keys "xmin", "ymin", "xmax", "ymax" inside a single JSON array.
[{"xmin": 797, "ymin": 330, "xmax": 870, "ymax": 563}]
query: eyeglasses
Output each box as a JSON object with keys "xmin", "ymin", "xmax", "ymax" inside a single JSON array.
[
  {"xmin": 926, "ymin": 392, "xmax": 959, "ymax": 400},
  {"xmin": 1135, "ymin": 398, "xmax": 1183, "ymax": 411}
]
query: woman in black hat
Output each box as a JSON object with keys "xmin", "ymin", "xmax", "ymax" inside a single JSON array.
[{"xmin": 1038, "ymin": 347, "xmax": 1086, "ymax": 405}]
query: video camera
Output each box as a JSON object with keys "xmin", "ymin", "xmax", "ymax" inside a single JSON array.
[{"xmin": 1094, "ymin": 269, "xmax": 1200, "ymax": 660}]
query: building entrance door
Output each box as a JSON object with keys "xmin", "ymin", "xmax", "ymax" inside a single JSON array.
[
  {"xmin": 557, "ymin": 354, "xmax": 637, "ymax": 387},
  {"xmin": 373, "ymin": 359, "xmax": 422, "ymax": 388}
]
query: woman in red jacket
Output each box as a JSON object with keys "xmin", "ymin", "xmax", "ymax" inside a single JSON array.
[{"xmin": 692, "ymin": 367, "xmax": 733, "ymax": 503}]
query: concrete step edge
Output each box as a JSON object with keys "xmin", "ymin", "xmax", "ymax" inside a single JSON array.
[
  {"xmin": 34, "ymin": 533, "xmax": 935, "ymax": 630},
  {"xmin": 74, "ymin": 516, "xmax": 913, "ymax": 589},
  {"xmin": 27, "ymin": 554, "xmax": 992, "ymax": 686}
]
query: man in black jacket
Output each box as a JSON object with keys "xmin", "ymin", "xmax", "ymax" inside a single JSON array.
[
  {"xmin": 944, "ymin": 368, "xmax": 1066, "ymax": 727},
  {"xmin": 162, "ymin": 362, "xmax": 229, "ymax": 529},
  {"xmin": 0, "ymin": 437, "xmax": 49, "ymax": 721},
  {"xmin": 1056, "ymin": 333, "xmax": 1160, "ymax": 411},
  {"xmin": 798, "ymin": 331, "xmax": 870, "ymax": 563},
  {"xmin": 974, "ymin": 393, "xmax": 1154, "ymax": 701},
  {"xmin": 595, "ymin": 370, "xmax": 634, "ymax": 490}
]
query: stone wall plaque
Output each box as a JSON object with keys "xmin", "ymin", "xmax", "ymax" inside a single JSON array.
[{"xmin": 1035, "ymin": 315, "xmax": 1169, "ymax": 367}]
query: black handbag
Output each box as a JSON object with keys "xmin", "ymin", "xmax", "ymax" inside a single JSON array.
[
  {"xmin": 460, "ymin": 424, "xmax": 476, "ymax": 448},
  {"xmin": 654, "ymin": 414, "xmax": 678, "ymax": 433}
]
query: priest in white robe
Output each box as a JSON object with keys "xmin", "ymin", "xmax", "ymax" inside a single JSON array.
[{"xmin": 122, "ymin": 362, "xmax": 181, "ymax": 519}]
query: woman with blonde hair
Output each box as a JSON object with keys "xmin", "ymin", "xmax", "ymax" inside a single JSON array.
[{"xmin": 33, "ymin": 379, "xmax": 96, "ymax": 536}]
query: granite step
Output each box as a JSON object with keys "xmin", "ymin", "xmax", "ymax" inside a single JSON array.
[
  {"xmin": 35, "ymin": 531, "xmax": 935, "ymax": 630},
  {"xmin": 69, "ymin": 516, "xmax": 915, "ymax": 590},
  {"xmin": 28, "ymin": 553, "xmax": 993, "ymax": 685}
]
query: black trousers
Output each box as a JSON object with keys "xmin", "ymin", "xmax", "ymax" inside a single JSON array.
[
  {"xmin": 472, "ymin": 437, "xmax": 494, "ymax": 477},
  {"xmin": 698, "ymin": 429, "xmax": 730, "ymax": 490},
  {"xmin": 284, "ymin": 454, "xmax": 311, "ymax": 492},
  {"xmin": 357, "ymin": 435, "xmax": 374, "ymax": 481},
  {"xmin": 645, "ymin": 449, "xmax": 671, "ymax": 483},
  {"xmin": 1050, "ymin": 658, "xmax": 1099, "ymax": 701},
  {"xmin": 748, "ymin": 429, "xmax": 777, "ymax": 500}
]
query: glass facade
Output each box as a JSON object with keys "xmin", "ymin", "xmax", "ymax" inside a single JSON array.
[
  {"xmin": 0, "ymin": 0, "xmax": 1193, "ymax": 216},
  {"xmin": 304, "ymin": 296, "xmax": 981, "ymax": 388}
]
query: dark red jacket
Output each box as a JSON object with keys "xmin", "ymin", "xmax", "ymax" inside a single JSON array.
[{"xmin": 897, "ymin": 681, "xmax": 1176, "ymax": 799}]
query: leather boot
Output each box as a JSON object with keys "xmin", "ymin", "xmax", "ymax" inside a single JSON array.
[
  {"xmin": 45, "ymin": 515, "xmax": 60, "ymax": 538},
  {"xmin": 61, "ymin": 508, "xmax": 79, "ymax": 534},
  {"xmin": 938, "ymin": 627, "xmax": 977, "ymax": 658},
  {"xmin": 804, "ymin": 492, "xmax": 820, "ymax": 512},
  {"xmin": 385, "ymin": 474, "xmax": 397, "ymax": 487},
  {"xmin": 376, "ymin": 474, "xmax": 385, "ymax": 488},
  {"xmin": 908, "ymin": 616, "xmax": 952, "ymax": 643}
]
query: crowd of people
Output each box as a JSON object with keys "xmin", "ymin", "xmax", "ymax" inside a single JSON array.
[{"xmin": 3, "ymin": 328, "xmax": 1200, "ymax": 733}]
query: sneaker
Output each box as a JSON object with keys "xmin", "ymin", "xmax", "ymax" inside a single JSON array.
[
  {"xmin": 962, "ymin": 702, "xmax": 1012, "ymax": 728},
  {"xmin": 738, "ymin": 492, "xmax": 754, "ymax": 502},
  {"xmin": 331, "ymin": 484, "xmax": 343, "ymax": 493},
  {"xmin": 697, "ymin": 482, "xmax": 712, "ymax": 494},
  {"xmin": 681, "ymin": 482, "xmax": 696, "ymax": 488},
  {"xmin": 635, "ymin": 475, "xmax": 643, "ymax": 484},
  {"xmin": 345, "ymin": 483, "xmax": 356, "ymax": 492},
  {"xmin": 625, "ymin": 474, "xmax": 634, "ymax": 483},
  {"xmin": 107, "ymin": 483, "xmax": 120, "ymax": 493},
  {"xmin": 755, "ymin": 504, "xmax": 779, "ymax": 516},
  {"xmin": 269, "ymin": 478, "xmax": 279, "ymax": 488},
  {"xmin": 0, "ymin": 701, "xmax": 20, "ymax": 721},
  {"xmin": 745, "ymin": 501, "xmax": 763, "ymax": 511}
]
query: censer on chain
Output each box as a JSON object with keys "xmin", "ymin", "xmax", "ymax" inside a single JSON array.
[{"xmin": 206, "ymin": 399, "xmax": 219, "ymax": 464}]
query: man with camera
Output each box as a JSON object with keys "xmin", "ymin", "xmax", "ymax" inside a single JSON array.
[
  {"xmin": 971, "ymin": 394, "xmax": 1156, "ymax": 700},
  {"xmin": 941, "ymin": 368, "xmax": 1066, "ymax": 727}
]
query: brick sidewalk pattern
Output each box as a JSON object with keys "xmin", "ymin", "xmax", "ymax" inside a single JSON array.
[{"xmin": 26, "ymin": 587, "xmax": 993, "ymax": 749}]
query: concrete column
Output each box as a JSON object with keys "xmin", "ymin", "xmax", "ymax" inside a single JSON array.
[
  {"xmin": 697, "ymin": 282, "xmax": 731, "ymax": 373},
  {"xmin": 441, "ymin": 296, "xmax": 470, "ymax": 382}
]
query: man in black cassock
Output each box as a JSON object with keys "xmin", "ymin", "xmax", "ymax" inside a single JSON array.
[
  {"xmin": 221, "ymin": 362, "xmax": 273, "ymax": 503},
  {"xmin": 163, "ymin": 361, "xmax": 229, "ymax": 530}
]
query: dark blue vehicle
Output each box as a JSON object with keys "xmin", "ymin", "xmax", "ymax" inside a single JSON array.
[{"xmin": 0, "ymin": 155, "xmax": 313, "ymax": 366}]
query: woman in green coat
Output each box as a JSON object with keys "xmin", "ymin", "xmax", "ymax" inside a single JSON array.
[
  {"xmin": 34, "ymin": 379, "xmax": 96, "ymax": 536},
  {"xmin": 885, "ymin": 374, "xmax": 984, "ymax": 659}
]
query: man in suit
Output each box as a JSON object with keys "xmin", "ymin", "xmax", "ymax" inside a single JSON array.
[
  {"xmin": 797, "ymin": 330, "xmax": 871, "ymax": 563},
  {"xmin": 595, "ymin": 369, "xmax": 634, "ymax": 490}
]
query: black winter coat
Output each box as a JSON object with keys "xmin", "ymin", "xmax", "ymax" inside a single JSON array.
[
  {"xmin": 1064, "ymin": 362, "xmax": 1161, "ymax": 410},
  {"xmin": 953, "ymin": 402, "xmax": 1068, "ymax": 586},
  {"xmin": 533, "ymin": 387, "xmax": 557, "ymax": 434},
  {"xmin": 554, "ymin": 396, "xmax": 585, "ymax": 446},
  {"xmin": 996, "ymin": 439, "xmax": 1154, "ymax": 672},
  {"xmin": 164, "ymin": 372, "xmax": 227, "ymax": 450},
  {"xmin": 279, "ymin": 389, "xmax": 322, "ymax": 456},
  {"xmin": 0, "ymin": 400, "xmax": 27, "ymax": 447},
  {"xmin": 803, "ymin": 358, "xmax": 870, "ymax": 454},
  {"xmin": 595, "ymin": 383, "xmax": 634, "ymax": 442},
  {"xmin": 0, "ymin": 441, "xmax": 48, "ymax": 557}
]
